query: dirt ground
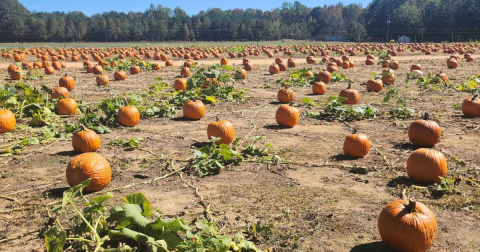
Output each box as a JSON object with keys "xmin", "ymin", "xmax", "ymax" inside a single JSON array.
[{"xmin": 1, "ymin": 48, "xmax": 480, "ymax": 252}]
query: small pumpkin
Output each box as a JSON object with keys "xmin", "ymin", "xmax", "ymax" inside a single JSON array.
[
  {"xmin": 312, "ymin": 81, "xmax": 327, "ymax": 95},
  {"xmin": 446, "ymin": 58, "xmax": 458, "ymax": 69},
  {"xmin": 381, "ymin": 68, "xmax": 396, "ymax": 85},
  {"xmin": 277, "ymin": 86, "xmax": 295, "ymax": 103},
  {"xmin": 235, "ymin": 69, "xmax": 247, "ymax": 79},
  {"xmin": 410, "ymin": 64, "xmax": 422, "ymax": 71},
  {"xmin": 406, "ymin": 148, "xmax": 447, "ymax": 184},
  {"xmin": 269, "ymin": 64, "xmax": 280, "ymax": 75},
  {"xmin": 462, "ymin": 95, "xmax": 480, "ymax": 117},
  {"xmin": 51, "ymin": 87, "xmax": 70, "ymax": 99},
  {"xmin": 66, "ymin": 152, "xmax": 111, "ymax": 192},
  {"xmin": 174, "ymin": 78, "xmax": 187, "ymax": 91},
  {"xmin": 72, "ymin": 125, "xmax": 101, "ymax": 153},
  {"xmin": 181, "ymin": 67, "xmax": 191, "ymax": 77},
  {"xmin": 408, "ymin": 113, "xmax": 441, "ymax": 147},
  {"xmin": 165, "ymin": 60, "xmax": 174, "ymax": 66},
  {"xmin": 45, "ymin": 66, "xmax": 56, "ymax": 75},
  {"xmin": 117, "ymin": 97, "xmax": 140, "ymax": 127},
  {"xmin": 389, "ymin": 60, "xmax": 400, "ymax": 70},
  {"xmin": 318, "ymin": 69, "xmax": 332, "ymax": 84},
  {"xmin": 130, "ymin": 65, "xmax": 140, "ymax": 75},
  {"xmin": 96, "ymin": 74, "xmax": 110, "ymax": 85},
  {"xmin": 114, "ymin": 71, "xmax": 127, "ymax": 81},
  {"xmin": 436, "ymin": 72, "xmax": 449, "ymax": 82},
  {"xmin": 339, "ymin": 83, "xmax": 360, "ymax": 104},
  {"xmin": 0, "ymin": 109, "xmax": 16, "ymax": 133},
  {"xmin": 57, "ymin": 96, "xmax": 78, "ymax": 115},
  {"xmin": 378, "ymin": 199, "xmax": 437, "ymax": 252},
  {"xmin": 183, "ymin": 97, "xmax": 206, "ymax": 120},
  {"xmin": 275, "ymin": 103, "xmax": 299, "ymax": 128},
  {"xmin": 59, "ymin": 73, "xmax": 75, "ymax": 91},
  {"xmin": 207, "ymin": 118, "xmax": 235, "ymax": 145},
  {"xmin": 10, "ymin": 69, "xmax": 23, "ymax": 80},
  {"xmin": 366, "ymin": 77, "xmax": 383, "ymax": 92},
  {"xmin": 343, "ymin": 129, "xmax": 370, "ymax": 158},
  {"xmin": 220, "ymin": 57, "xmax": 228, "ymax": 65},
  {"xmin": 93, "ymin": 64, "xmax": 103, "ymax": 74}
]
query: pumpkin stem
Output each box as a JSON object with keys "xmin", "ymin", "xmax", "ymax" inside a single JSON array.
[
  {"xmin": 423, "ymin": 112, "xmax": 430, "ymax": 121},
  {"xmin": 79, "ymin": 124, "xmax": 87, "ymax": 131},
  {"xmin": 123, "ymin": 97, "xmax": 129, "ymax": 106},
  {"xmin": 190, "ymin": 95, "xmax": 196, "ymax": 102},
  {"xmin": 59, "ymin": 94, "xmax": 67, "ymax": 99},
  {"xmin": 406, "ymin": 199, "xmax": 418, "ymax": 214},
  {"xmin": 289, "ymin": 102, "xmax": 294, "ymax": 107},
  {"xmin": 347, "ymin": 83, "xmax": 352, "ymax": 89},
  {"xmin": 472, "ymin": 95, "xmax": 478, "ymax": 101},
  {"xmin": 215, "ymin": 116, "xmax": 220, "ymax": 122},
  {"xmin": 64, "ymin": 73, "xmax": 67, "ymax": 77},
  {"xmin": 352, "ymin": 128, "xmax": 358, "ymax": 134}
]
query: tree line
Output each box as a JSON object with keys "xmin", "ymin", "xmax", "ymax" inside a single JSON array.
[{"xmin": 0, "ymin": 0, "xmax": 479, "ymax": 43}]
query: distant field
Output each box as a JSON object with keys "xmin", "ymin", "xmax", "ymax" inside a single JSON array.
[{"xmin": 0, "ymin": 40, "xmax": 333, "ymax": 49}]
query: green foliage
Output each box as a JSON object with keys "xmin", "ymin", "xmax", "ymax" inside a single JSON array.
[
  {"xmin": 304, "ymin": 97, "xmax": 378, "ymax": 122},
  {"xmin": 416, "ymin": 73, "xmax": 452, "ymax": 91},
  {"xmin": 276, "ymin": 68, "xmax": 316, "ymax": 87},
  {"xmin": 383, "ymin": 87, "xmax": 415, "ymax": 118},
  {"xmin": 330, "ymin": 72, "xmax": 352, "ymax": 83},
  {"xmin": 301, "ymin": 97, "xmax": 318, "ymax": 107},
  {"xmin": 45, "ymin": 182, "xmax": 265, "ymax": 252},
  {"xmin": 455, "ymin": 75, "xmax": 479, "ymax": 94},
  {"xmin": 109, "ymin": 138, "xmax": 144, "ymax": 150}
]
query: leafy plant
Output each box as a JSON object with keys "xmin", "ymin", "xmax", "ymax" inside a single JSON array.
[
  {"xmin": 301, "ymin": 97, "xmax": 318, "ymax": 107},
  {"xmin": 304, "ymin": 96, "xmax": 378, "ymax": 122},
  {"xmin": 109, "ymin": 137, "xmax": 144, "ymax": 150},
  {"xmin": 330, "ymin": 72, "xmax": 352, "ymax": 83},
  {"xmin": 416, "ymin": 73, "xmax": 452, "ymax": 91},
  {"xmin": 383, "ymin": 87, "xmax": 415, "ymax": 118},
  {"xmin": 276, "ymin": 68, "xmax": 316, "ymax": 87},
  {"xmin": 45, "ymin": 180, "xmax": 267, "ymax": 252},
  {"xmin": 455, "ymin": 75, "xmax": 479, "ymax": 94}
]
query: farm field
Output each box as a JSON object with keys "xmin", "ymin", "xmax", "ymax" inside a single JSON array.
[{"xmin": 0, "ymin": 43, "xmax": 480, "ymax": 252}]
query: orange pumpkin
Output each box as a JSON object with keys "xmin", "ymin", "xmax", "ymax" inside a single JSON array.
[
  {"xmin": 66, "ymin": 153, "xmax": 111, "ymax": 192},
  {"xmin": 378, "ymin": 199, "xmax": 437, "ymax": 252},
  {"xmin": 96, "ymin": 74, "xmax": 110, "ymax": 85},
  {"xmin": 220, "ymin": 57, "xmax": 228, "ymax": 65},
  {"xmin": 0, "ymin": 109, "xmax": 16, "ymax": 133},
  {"xmin": 207, "ymin": 119, "xmax": 235, "ymax": 145},
  {"xmin": 275, "ymin": 103, "xmax": 299, "ymax": 128},
  {"xmin": 117, "ymin": 98, "xmax": 140, "ymax": 127},
  {"xmin": 130, "ymin": 65, "xmax": 140, "ymax": 75},
  {"xmin": 92, "ymin": 64, "xmax": 103, "ymax": 74},
  {"xmin": 114, "ymin": 71, "xmax": 127, "ymax": 81},
  {"xmin": 318, "ymin": 69, "xmax": 332, "ymax": 84},
  {"xmin": 269, "ymin": 64, "xmax": 280, "ymax": 75},
  {"xmin": 406, "ymin": 148, "xmax": 447, "ymax": 184},
  {"xmin": 343, "ymin": 130, "xmax": 370, "ymax": 158},
  {"xmin": 180, "ymin": 67, "xmax": 191, "ymax": 77},
  {"xmin": 174, "ymin": 78, "xmax": 187, "ymax": 91},
  {"xmin": 57, "ymin": 97, "xmax": 78, "ymax": 115},
  {"xmin": 183, "ymin": 98, "xmax": 206, "ymax": 120},
  {"xmin": 235, "ymin": 69, "xmax": 247, "ymax": 79},
  {"xmin": 461, "ymin": 95, "xmax": 480, "ymax": 117},
  {"xmin": 366, "ymin": 77, "xmax": 383, "ymax": 92},
  {"xmin": 408, "ymin": 113, "xmax": 441, "ymax": 147},
  {"xmin": 339, "ymin": 84, "xmax": 360, "ymax": 104},
  {"xmin": 51, "ymin": 87, "xmax": 70, "ymax": 99},
  {"xmin": 277, "ymin": 86, "xmax": 295, "ymax": 103},
  {"xmin": 312, "ymin": 81, "xmax": 327, "ymax": 95},
  {"xmin": 72, "ymin": 125, "xmax": 101, "ymax": 153},
  {"xmin": 59, "ymin": 74, "xmax": 75, "ymax": 91}
]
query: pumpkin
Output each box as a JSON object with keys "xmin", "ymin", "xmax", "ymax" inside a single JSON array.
[
  {"xmin": 52, "ymin": 87, "xmax": 70, "ymax": 99},
  {"xmin": 72, "ymin": 125, "xmax": 101, "ymax": 153},
  {"xmin": 275, "ymin": 103, "xmax": 299, "ymax": 128},
  {"xmin": 10, "ymin": 69, "xmax": 23, "ymax": 80},
  {"xmin": 436, "ymin": 72, "xmax": 449, "ymax": 82},
  {"xmin": 66, "ymin": 152, "xmax": 111, "ymax": 192},
  {"xmin": 207, "ymin": 118, "xmax": 235, "ymax": 145},
  {"xmin": 339, "ymin": 83, "xmax": 360, "ymax": 104},
  {"xmin": 45, "ymin": 66, "xmax": 56, "ymax": 75},
  {"xmin": 165, "ymin": 60, "xmax": 174, "ymax": 66},
  {"xmin": 318, "ymin": 70, "xmax": 332, "ymax": 84},
  {"xmin": 59, "ymin": 74, "xmax": 75, "ymax": 91},
  {"xmin": 407, "ymin": 148, "xmax": 447, "ymax": 184},
  {"xmin": 389, "ymin": 60, "xmax": 400, "ymax": 70},
  {"xmin": 462, "ymin": 95, "xmax": 480, "ymax": 117},
  {"xmin": 277, "ymin": 86, "xmax": 295, "ymax": 103},
  {"xmin": 446, "ymin": 58, "xmax": 458, "ymax": 69},
  {"xmin": 381, "ymin": 68, "xmax": 396, "ymax": 85},
  {"xmin": 408, "ymin": 113, "xmax": 441, "ymax": 147},
  {"xmin": 96, "ymin": 74, "xmax": 110, "ymax": 85},
  {"xmin": 152, "ymin": 62, "xmax": 161, "ymax": 70},
  {"xmin": 117, "ymin": 98, "xmax": 140, "ymax": 127},
  {"xmin": 269, "ymin": 64, "xmax": 280, "ymax": 75},
  {"xmin": 343, "ymin": 130, "xmax": 370, "ymax": 158},
  {"xmin": 0, "ymin": 109, "xmax": 16, "ymax": 133},
  {"xmin": 378, "ymin": 199, "xmax": 437, "ymax": 252},
  {"xmin": 114, "ymin": 71, "xmax": 127, "ymax": 81},
  {"xmin": 7, "ymin": 64, "xmax": 17, "ymax": 73},
  {"xmin": 235, "ymin": 69, "xmax": 247, "ymax": 79},
  {"xmin": 244, "ymin": 62, "xmax": 253, "ymax": 71},
  {"xmin": 287, "ymin": 59, "xmax": 297, "ymax": 68},
  {"xmin": 174, "ymin": 78, "xmax": 187, "ymax": 91},
  {"xmin": 220, "ymin": 57, "xmax": 228, "ymax": 65},
  {"xmin": 181, "ymin": 67, "xmax": 191, "ymax": 77},
  {"xmin": 312, "ymin": 81, "xmax": 327, "ymax": 95},
  {"xmin": 365, "ymin": 59, "xmax": 375, "ymax": 65},
  {"xmin": 410, "ymin": 64, "xmax": 422, "ymax": 71},
  {"xmin": 183, "ymin": 97, "xmax": 205, "ymax": 120},
  {"xmin": 275, "ymin": 58, "xmax": 283, "ymax": 64},
  {"xmin": 366, "ymin": 77, "xmax": 383, "ymax": 92},
  {"xmin": 278, "ymin": 63, "xmax": 288, "ymax": 71},
  {"xmin": 57, "ymin": 96, "xmax": 78, "ymax": 115},
  {"xmin": 130, "ymin": 65, "xmax": 140, "ymax": 74},
  {"xmin": 92, "ymin": 64, "xmax": 103, "ymax": 74}
]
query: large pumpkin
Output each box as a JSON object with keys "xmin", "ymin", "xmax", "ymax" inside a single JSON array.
[
  {"xmin": 59, "ymin": 74, "xmax": 75, "ymax": 91},
  {"xmin": 183, "ymin": 98, "xmax": 205, "ymax": 120},
  {"xmin": 408, "ymin": 113, "xmax": 441, "ymax": 147},
  {"xmin": 378, "ymin": 199, "xmax": 437, "ymax": 252},
  {"xmin": 366, "ymin": 78, "xmax": 383, "ymax": 92},
  {"xmin": 66, "ymin": 153, "xmax": 111, "ymax": 192},
  {"xmin": 277, "ymin": 86, "xmax": 295, "ymax": 103},
  {"xmin": 343, "ymin": 130, "xmax": 370, "ymax": 158},
  {"xmin": 72, "ymin": 125, "xmax": 101, "ymax": 153},
  {"xmin": 461, "ymin": 95, "xmax": 480, "ymax": 117},
  {"xmin": 339, "ymin": 83, "xmax": 360, "ymax": 104},
  {"xmin": 174, "ymin": 78, "xmax": 187, "ymax": 91},
  {"xmin": 57, "ymin": 97, "xmax": 78, "ymax": 115},
  {"xmin": 0, "ymin": 109, "xmax": 16, "ymax": 133},
  {"xmin": 275, "ymin": 103, "xmax": 299, "ymax": 128},
  {"xmin": 406, "ymin": 148, "xmax": 447, "ymax": 184},
  {"xmin": 312, "ymin": 81, "xmax": 327, "ymax": 95},
  {"xmin": 117, "ymin": 98, "xmax": 140, "ymax": 127},
  {"xmin": 207, "ymin": 119, "xmax": 235, "ymax": 145}
]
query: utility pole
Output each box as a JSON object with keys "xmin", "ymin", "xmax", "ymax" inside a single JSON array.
[{"xmin": 386, "ymin": 15, "xmax": 391, "ymax": 43}]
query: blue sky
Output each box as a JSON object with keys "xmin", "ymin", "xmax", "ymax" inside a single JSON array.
[{"xmin": 19, "ymin": 0, "xmax": 372, "ymax": 16}]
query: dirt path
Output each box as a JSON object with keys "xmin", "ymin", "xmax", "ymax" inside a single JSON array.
[{"xmin": 0, "ymin": 54, "xmax": 454, "ymax": 69}]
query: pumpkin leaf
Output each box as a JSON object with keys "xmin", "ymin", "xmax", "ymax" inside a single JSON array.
[
  {"xmin": 45, "ymin": 226, "xmax": 66, "ymax": 252},
  {"xmin": 123, "ymin": 193, "xmax": 152, "ymax": 217},
  {"xmin": 61, "ymin": 179, "xmax": 91, "ymax": 208}
]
